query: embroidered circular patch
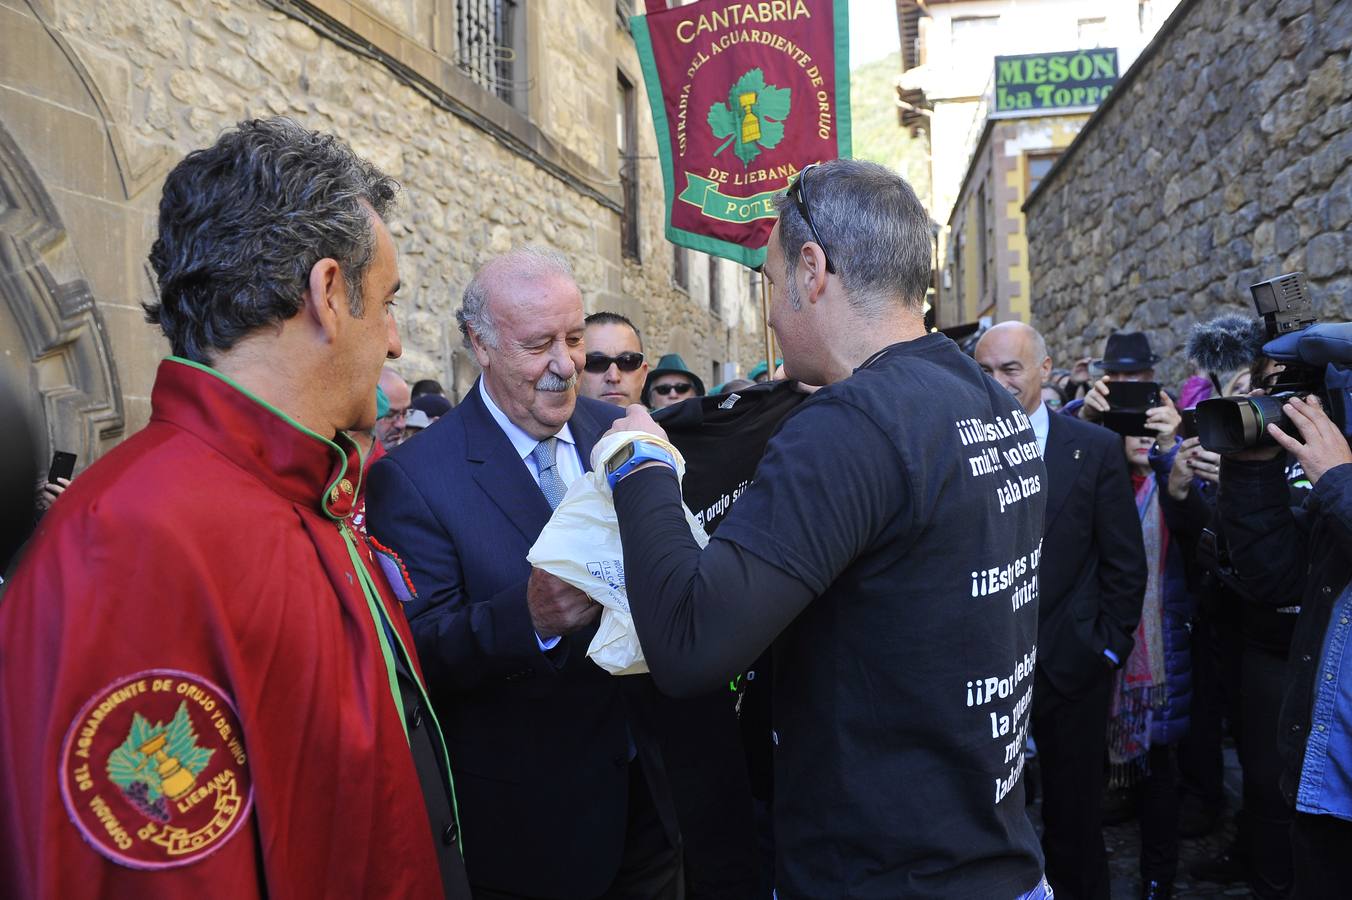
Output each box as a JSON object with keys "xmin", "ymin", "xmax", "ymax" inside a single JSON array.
[{"xmin": 58, "ymin": 669, "xmax": 253, "ymax": 869}]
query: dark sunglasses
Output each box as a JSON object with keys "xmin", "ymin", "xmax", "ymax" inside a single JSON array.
[
  {"xmin": 584, "ymin": 351, "xmax": 645, "ymax": 374},
  {"xmin": 787, "ymin": 162, "xmax": 836, "ymax": 274},
  {"xmin": 652, "ymin": 382, "xmax": 693, "ymax": 397}
]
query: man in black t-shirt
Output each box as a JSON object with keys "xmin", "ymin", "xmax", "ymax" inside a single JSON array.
[{"xmin": 573, "ymin": 160, "xmax": 1050, "ymax": 899}]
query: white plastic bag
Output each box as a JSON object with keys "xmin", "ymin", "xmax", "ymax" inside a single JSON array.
[{"xmin": 526, "ymin": 430, "xmax": 707, "ymax": 675}]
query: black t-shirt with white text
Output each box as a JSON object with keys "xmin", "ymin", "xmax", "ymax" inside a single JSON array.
[
  {"xmin": 708, "ymin": 334, "xmax": 1047, "ymax": 898},
  {"xmin": 656, "ymin": 381, "xmax": 808, "ymax": 535}
]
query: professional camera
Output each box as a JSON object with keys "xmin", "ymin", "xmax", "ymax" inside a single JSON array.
[{"xmin": 1195, "ymin": 272, "xmax": 1352, "ymax": 453}]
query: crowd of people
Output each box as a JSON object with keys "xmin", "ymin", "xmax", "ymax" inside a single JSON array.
[
  {"xmin": 972, "ymin": 313, "xmax": 1352, "ymax": 900},
  {"xmin": 2, "ymin": 117, "xmax": 1350, "ymax": 900}
]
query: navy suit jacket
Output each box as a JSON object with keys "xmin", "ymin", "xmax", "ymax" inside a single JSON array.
[
  {"xmin": 1037, "ymin": 410, "xmax": 1148, "ymax": 698},
  {"xmin": 366, "ymin": 383, "xmax": 665, "ymax": 898}
]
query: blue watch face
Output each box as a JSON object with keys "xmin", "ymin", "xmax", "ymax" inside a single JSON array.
[{"xmin": 606, "ymin": 442, "xmax": 637, "ymax": 475}]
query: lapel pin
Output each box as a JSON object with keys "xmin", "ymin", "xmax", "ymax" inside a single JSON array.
[{"xmin": 1073, "ymin": 449, "xmax": 1082, "ymax": 460}]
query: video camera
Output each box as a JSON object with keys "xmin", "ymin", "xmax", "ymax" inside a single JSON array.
[{"xmin": 1196, "ymin": 272, "xmax": 1352, "ymax": 453}]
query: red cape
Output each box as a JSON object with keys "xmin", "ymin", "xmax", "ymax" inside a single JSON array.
[{"xmin": 1, "ymin": 359, "xmax": 449, "ymax": 898}]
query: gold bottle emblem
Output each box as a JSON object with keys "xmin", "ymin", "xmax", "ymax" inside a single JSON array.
[
  {"xmin": 739, "ymin": 92, "xmax": 761, "ymax": 143},
  {"xmin": 138, "ymin": 732, "xmax": 197, "ymax": 800}
]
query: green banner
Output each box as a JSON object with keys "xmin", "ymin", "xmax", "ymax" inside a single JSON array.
[{"xmin": 631, "ymin": 0, "xmax": 851, "ymax": 268}]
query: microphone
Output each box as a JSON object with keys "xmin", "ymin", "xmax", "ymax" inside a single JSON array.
[{"xmin": 1186, "ymin": 313, "xmax": 1267, "ymax": 375}]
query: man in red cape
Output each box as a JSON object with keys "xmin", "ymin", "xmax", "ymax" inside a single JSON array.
[{"xmin": 0, "ymin": 118, "xmax": 469, "ymax": 899}]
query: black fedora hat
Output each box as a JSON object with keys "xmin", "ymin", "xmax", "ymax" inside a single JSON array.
[{"xmin": 1094, "ymin": 332, "xmax": 1162, "ymax": 373}]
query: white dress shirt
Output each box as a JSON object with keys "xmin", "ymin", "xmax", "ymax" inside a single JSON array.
[
  {"xmin": 479, "ymin": 379, "xmax": 584, "ymax": 486},
  {"xmin": 479, "ymin": 379, "xmax": 583, "ymax": 650},
  {"xmin": 1030, "ymin": 401, "xmax": 1050, "ymax": 457}
]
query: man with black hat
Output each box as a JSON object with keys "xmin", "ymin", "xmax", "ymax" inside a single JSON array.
[
  {"xmin": 644, "ymin": 353, "xmax": 706, "ymax": 409},
  {"xmin": 1074, "ymin": 331, "xmax": 1163, "ymax": 421}
]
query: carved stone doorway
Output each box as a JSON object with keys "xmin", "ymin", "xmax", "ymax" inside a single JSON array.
[{"xmin": 0, "ymin": 120, "xmax": 123, "ymax": 469}]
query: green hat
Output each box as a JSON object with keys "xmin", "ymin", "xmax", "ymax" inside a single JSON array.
[
  {"xmin": 642, "ymin": 353, "xmax": 706, "ymax": 405},
  {"xmin": 747, "ymin": 358, "xmax": 783, "ymax": 381},
  {"xmin": 375, "ymin": 384, "xmax": 390, "ymax": 420}
]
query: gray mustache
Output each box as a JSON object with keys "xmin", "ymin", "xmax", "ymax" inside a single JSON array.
[{"xmin": 536, "ymin": 371, "xmax": 577, "ymax": 392}]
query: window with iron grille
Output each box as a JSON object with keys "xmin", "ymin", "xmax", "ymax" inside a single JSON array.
[
  {"xmin": 453, "ymin": 0, "xmax": 523, "ymax": 107},
  {"xmin": 618, "ymin": 71, "xmax": 640, "ymax": 261}
]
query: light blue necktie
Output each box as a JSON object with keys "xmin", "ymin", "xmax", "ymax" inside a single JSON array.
[{"xmin": 531, "ymin": 437, "xmax": 568, "ymax": 510}]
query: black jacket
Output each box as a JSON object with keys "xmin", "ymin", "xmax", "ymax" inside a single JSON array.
[
  {"xmin": 1191, "ymin": 469, "xmax": 1305, "ymax": 655},
  {"xmin": 1218, "ymin": 456, "xmax": 1352, "ymax": 804},
  {"xmin": 1038, "ymin": 412, "xmax": 1147, "ymax": 697}
]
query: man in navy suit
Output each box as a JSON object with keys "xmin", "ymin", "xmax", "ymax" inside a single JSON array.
[
  {"xmin": 366, "ymin": 247, "xmax": 680, "ymax": 899},
  {"xmin": 977, "ymin": 322, "xmax": 1146, "ymax": 900}
]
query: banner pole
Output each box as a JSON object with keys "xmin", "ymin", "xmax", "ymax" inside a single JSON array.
[{"xmin": 760, "ymin": 271, "xmax": 774, "ymax": 378}]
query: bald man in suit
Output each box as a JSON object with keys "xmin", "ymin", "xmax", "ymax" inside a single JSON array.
[{"xmin": 977, "ymin": 322, "xmax": 1146, "ymax": 900}]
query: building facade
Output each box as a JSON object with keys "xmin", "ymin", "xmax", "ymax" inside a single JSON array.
[
  {"xmin": 944, "ymin": 111, "xmax": 1090, "ymax": 324},
  {"xmin": 894, "ymin": 0, "xmax": 1180, "ymax": 327},
  {"xmin": 1026, "ymin": 0, "xmax": 1352, "ymax": 389},
  {"xmin": 0, "ymin": 0, "xmax": 764, "ymax": 469}
]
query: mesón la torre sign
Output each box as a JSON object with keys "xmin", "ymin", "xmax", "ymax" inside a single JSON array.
[{"xmin": 993, "ymin": 48, "xmax": 1119, "ymax": 115}]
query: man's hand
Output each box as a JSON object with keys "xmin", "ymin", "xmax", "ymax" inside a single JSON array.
[
  {"xmin": 601, "ymin": 404, "xmax": 669, "ymax": 443},
  {"xmin": 1146, "ymin": 390, "xmax": 1181, "ymax": 446},
  {"xmin": 527, "ymin": 568, "xmax": 601, "ymax": 639},
  {"xmin": 36, "ymin": 476, "xmax": 70, "ymax": 511},
  {"xmin": 1080, "ymin": 376, "xmax": 1110, "ymax": 421},
  {"xmin": 1266, "ymin": 395, "xmax": 1352, "ymax": 486}
]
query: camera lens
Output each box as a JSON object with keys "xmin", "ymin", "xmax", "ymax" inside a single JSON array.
[
  {"xmin": 1196, "ymin": 395, "xmax": 1292, "ymax": 452},
  {"xmin": 1196, "ymin": 398, "xmax": 1255, "ymax": 453}
]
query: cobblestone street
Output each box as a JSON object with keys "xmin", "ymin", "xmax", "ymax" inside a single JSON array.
[{"xmin": 1030, "ymin": 745, "xmax": 1258, "ymax": 899}]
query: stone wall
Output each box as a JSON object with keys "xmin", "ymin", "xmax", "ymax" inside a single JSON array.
[
  {"xmin": 0, "ymin": 0, "xmax": 763, "ymax": 467},
  {"xmin": 1025, "ymin": 0, "xmax": 1352, "ymax": 387}
]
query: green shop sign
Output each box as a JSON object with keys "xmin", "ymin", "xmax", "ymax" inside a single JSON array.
[{"xmin": 994, "ymin": 48, "xmax": 1118, "ymax": 114}]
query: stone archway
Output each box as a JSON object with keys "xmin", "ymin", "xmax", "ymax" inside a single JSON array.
[{"xmin": 0, "ymin": 119, "xmax": 123, "ymax": 467}]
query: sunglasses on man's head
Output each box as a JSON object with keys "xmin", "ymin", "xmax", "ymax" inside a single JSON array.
[
  {"xmin": 652, "ymin": 382, "xmax": 693, "ymax": 397},
  {"xmin": 787, "ymin": 162, "xmax": 836, "ymax": 274},
  {"xmin": 584, "ymin": 352, "xmax": 645, "ymax": 374}
]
